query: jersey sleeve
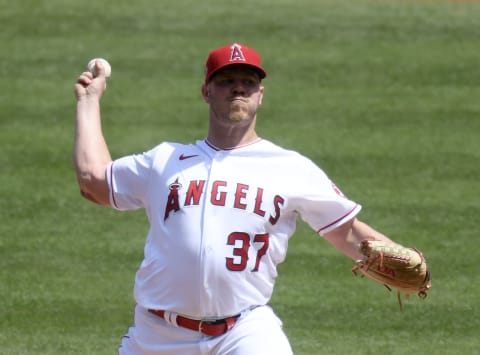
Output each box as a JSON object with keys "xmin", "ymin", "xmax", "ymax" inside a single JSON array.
[
  {"xmin": 106, "ymin": 150, "xmax": 154, "ymax": 210},
  {"xmin": 290, "ymin": 158, "xmax": 361, "ymax": 236}
]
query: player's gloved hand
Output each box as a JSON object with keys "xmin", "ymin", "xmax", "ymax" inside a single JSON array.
[{"xmin": 352, "ymin": 240, "xmax": 431, "ymax": 310}]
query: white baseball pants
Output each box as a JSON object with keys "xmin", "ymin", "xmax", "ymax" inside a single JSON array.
[{"xmin": 118, "ymin": 304, "xmax": 294, "ymax": 355}]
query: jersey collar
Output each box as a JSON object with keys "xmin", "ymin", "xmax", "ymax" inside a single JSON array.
[{"xmin": 203, "ymin": 138, "xmax": 263, "ymax": 151}]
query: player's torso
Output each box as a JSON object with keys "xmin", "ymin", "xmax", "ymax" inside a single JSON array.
[{"xmin": 136, "ymin": 140, "xmax": 300, "ymax": 316}]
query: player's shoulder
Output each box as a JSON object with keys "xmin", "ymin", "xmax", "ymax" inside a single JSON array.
[
  {"xmin": 259, "ymin": 139, "xmax": 315, "ymax": 162},
  {"xmin": 146, "ymin": 141, "xmax": 198, "ymax": 156},
  {"xmin": 127, "ymin": 141, "xmax": 200, "ymax": 168},
  {"xmin": 260, "ymin": 139, "xmax": 329, "ymax": 176}
]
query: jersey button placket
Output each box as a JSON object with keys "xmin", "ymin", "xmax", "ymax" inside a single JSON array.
[
  {"xmin": 199, "ymin": 153, "xmax": 218, "ymax": 307},
  {"xmin": 203, "ymin": 245, "xmax": 214, "ymax": 291}
]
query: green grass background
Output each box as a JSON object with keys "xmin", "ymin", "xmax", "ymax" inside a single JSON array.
[{"xmin": 1, "ymin": 0, "xmax": 479, "ymax": 354}]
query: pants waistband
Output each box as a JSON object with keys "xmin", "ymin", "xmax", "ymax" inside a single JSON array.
[{"xmin": 148, "ymin": 309, "xmax": 240, "ymax": 337}]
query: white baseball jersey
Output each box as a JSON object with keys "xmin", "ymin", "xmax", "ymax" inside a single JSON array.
[{"xmin": 107, "ymin": 138, "xmax": 361, "ymax": 319}]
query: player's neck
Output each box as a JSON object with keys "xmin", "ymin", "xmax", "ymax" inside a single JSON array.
[{"xmin": 206, "ymin": 127, "xmax": 260, "ymax": 150}]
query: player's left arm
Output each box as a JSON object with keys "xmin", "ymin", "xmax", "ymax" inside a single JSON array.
[{"xmin": 323, "ymin": 218, "xmax": 394, "ymax": 260}]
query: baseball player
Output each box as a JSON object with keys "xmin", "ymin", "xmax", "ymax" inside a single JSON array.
[{"xmin": 74, "ymin": 43, "xmax": 396, "ymax": 354}]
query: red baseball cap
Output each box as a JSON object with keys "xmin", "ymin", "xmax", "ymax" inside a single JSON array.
[{"xmin": 204, "ymin": 43, "xmax": 267, "ymax": 83}]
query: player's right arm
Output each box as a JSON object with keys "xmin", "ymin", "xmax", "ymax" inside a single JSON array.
[{"xmin": 73, "ymin": 63, "xmax": 111, "ymax": 206}]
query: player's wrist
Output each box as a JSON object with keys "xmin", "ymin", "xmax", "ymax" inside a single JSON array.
[{"xmin": 76, "ymin": 92, "xmax": 102, "ymax": 103}]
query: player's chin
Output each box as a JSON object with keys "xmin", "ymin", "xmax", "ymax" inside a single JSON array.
[
  {"xmin": 228, "ymin": 111, "xmax": 248, "ymax": 122},
  {"xmin": 228, "ymin": 106, "xmax": 253, "ymax": 122}
]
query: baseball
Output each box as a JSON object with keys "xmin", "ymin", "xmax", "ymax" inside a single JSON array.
[{"xmin": 87, "ymin": 58, "xmax": 111, "ymax": 78}]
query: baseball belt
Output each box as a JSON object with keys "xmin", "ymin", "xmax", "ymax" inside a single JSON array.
[{"xmin": 148, "ymin": 309, "xmax": 240, "ymax": 336}]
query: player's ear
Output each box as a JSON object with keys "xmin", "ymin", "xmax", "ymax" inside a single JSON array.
[
  {"xmin": 201, "ymin": 84, "xmax": 210, "ymax": 103},
  {"xmin": 258, "ymin": 85, "xmax": 264, "ymax": 106}
]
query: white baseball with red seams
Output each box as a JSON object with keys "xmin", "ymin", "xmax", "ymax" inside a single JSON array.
[
  {"xmin": 87, "ymin": 58, "xmax": 111, "ymax": 78},
  {"xmin": 106, "ymin": 138, "xmax": 361, "ymax": 318}
]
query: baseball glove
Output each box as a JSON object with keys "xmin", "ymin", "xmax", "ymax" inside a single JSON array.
[{"xmin": 352, "ymin": 240, "xmax": 431, "ymax": 310}]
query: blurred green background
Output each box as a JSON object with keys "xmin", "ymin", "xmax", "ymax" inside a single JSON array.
[{"xmin": 1, "ymin": 0, "xmax": 479, "ymax": 354}]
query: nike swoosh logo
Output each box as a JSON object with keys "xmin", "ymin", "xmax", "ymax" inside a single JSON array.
[{"xmin": 179, "ymin": 154, "xmax": 199, "ymax": 160}]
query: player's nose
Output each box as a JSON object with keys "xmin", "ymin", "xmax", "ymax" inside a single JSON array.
[{"xmin": 231, "ymin": 79, "xmax": 247, "ymax": 95}]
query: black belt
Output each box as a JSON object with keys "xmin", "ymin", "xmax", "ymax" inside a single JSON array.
[{"xmin": 148, "ymin": 309, "xmax": 240, "ymax": 336}]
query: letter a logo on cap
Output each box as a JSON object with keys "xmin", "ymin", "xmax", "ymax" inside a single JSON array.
[
  {"xmin": 230, "ymin": 43, "xmax": 246, "ymax": 62},
  {"xmin": 204, "ymin": 42, "xmax": 267, "ymax": 83}
]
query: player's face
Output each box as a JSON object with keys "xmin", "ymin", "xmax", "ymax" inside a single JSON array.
[{"xmin": 203, "ymin": 66, "xmax": 264, "ymax": 125}]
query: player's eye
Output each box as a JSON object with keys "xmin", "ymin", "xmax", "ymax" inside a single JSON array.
[
  {"xmin": 216, "ymin": 78, "xmax": 234, "ymax": 86},
  {"xmin": 242, "ymin": 79, "xmax": 257, "ymax": 87},
  {"xmin": 213, "ymin": 76, "xmax": 258, "ymax": 89}
]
